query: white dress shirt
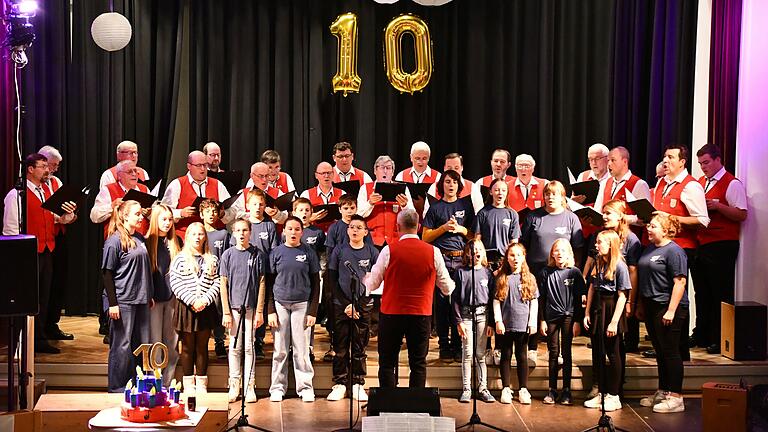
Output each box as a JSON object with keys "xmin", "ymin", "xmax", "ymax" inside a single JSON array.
[
  {"xmin": 394, "ymin": 166, "xmax": 439, "ymax": 184},
  {"xmin": 702, "ymin": 167, "xmax": 747, "ymax": 210},
  {"xmin": 3, "ymin": 180, "xmax": 74, "ymax": 235},
  {"xmin": 334, "ymin": 165, "xmax": 373, "ymax": 184},
  {"xmin": 162, "ymin": 172, "xmax": 233, "ymax": 222},
  {"xmin": 299, "ymin": 185, "xmax": 338, "ymax": 204},
  {"xmin": 90, "ymin": 181, "xmax": 141, "ymax": 223},
  {"xmin": 594, "ymin": 170, "xmax": 651, "ymax": 220},
  {"xmin": 363, "ymin": 233, "xmax": 455, "ymax": 297}
]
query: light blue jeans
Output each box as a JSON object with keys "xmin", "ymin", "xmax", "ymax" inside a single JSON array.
[{"xmin": 270, "ymin": 301, "xmax": 314, "ymax": 396}]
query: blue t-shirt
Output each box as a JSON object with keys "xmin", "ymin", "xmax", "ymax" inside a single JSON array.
[
  {"xmin": 592, "ymin": 260, "xmax": 631, "ymax": 294},
  {"xmin": 328, "ymin": 243, "xmax": 380, "ymax": 307},
  {"xmin": 220, "ymin": 246, "xmax": 263, "ymax": 309},
  {"xmin": 453, "ymin": 267, "xmax": 493, "ymax": 308},
  {"xmin": 325, "ymin": 219, "xmax": 373, "ymax": 254},
  {"xmin": 473, "ymin": 205, "xmax": 521, "ymax": 254},
  {"xmin": 521, "ymin": 208, "xmax": 584, "ymax": 267},
  {"xmin": 423, "ymin": 198, "xmax": 476, "ymax": 251},
  {"xmin": 268, "ymin": 243, "xmax": 321, "ymax": 304},
  {"xmin": 249, "ymin": 219, "xmax": 279, "ymax": 255},
  {"xmin": 499, "ymin": 273, "xmax": 539, "ymax": 332},
  {"xmin": 537, "ymin": 266, "xmax": 585, "ymax": 322},
  {"xmin": 102, "ymin": 232, "xmax": 152, "ymax": 305},
  {"xmin": 638, "ymin": 242, "xmax": 689, "ymax": 305},
  {"xmin": 207, "ymin": 228, "xmax": 230, "ymax": 261},
  {"xmin": 151, "ymin": 238, "xmax": 173, "ymax": 302},
  {"xmin": 281, "ymin": 225, "xmax": 326, "ymax": 256}
]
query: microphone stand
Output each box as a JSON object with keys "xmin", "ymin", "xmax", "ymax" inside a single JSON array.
[
  {"xmin": 334, "ymin": 261, "xmax": 363, "ymax": 432},
  {"xmin": 226, "ymin": 253, "xmax": 271, "ymax": 432},
  {"xmin": 580, "ymin": 298, "xmax": 629, "ymax": 432},
  {"xmin": 457, "ymin": 241, "xmax": 505, "ymax": 432}
]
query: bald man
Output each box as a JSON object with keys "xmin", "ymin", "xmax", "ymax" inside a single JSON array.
[
  {"xmin": 203, "ymin": 142, "xmax": 224, "ymax": 173},
  {"xmin": 100, "ymin": 140, "xmax": 150, "ymax": 189},
  {"xmin": 161, "ymin": 150, "xmax": 232, "ymax": 238},
  {"xmin": 300, "ymin": 161, "xmax": 345, "ymax": 232},
  {"xmin": 232, "ymin": 162, "xmax": 285, "ymax": 222}
]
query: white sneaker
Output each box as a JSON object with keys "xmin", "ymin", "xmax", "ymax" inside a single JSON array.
[
  {"xmin": 499, "ymin": 387, "xmax": 513, "ymax": 404},
  {"xmin": 300, "ymin": 389, "xmax": 316, "ymax": 403},
  {"xmin": 327, "ymin": 384, "xmax": 347, "ymax": 401},
  {"xmin": 228, "ymin": 378, "xmax": 241, "ymax": 402},
  {"xmin": 527, "ymin": 350, "xmax": 538, "ymax": 367},
  {"xmin": 603, "ymin": 394, "xmax": 622, "ymax": 412},
  {"xmin": 518, "ymin": 387, "xmax": 531, "ymax": 405},
  {"xmin": 245, "ymin": 381, "xmax": 257, "ymax": 403},
  {"xmin": 493, "ymin": 349, "xmax": 501, "ymax": 366},
  {"xmin": 640, "ymin": 390, "xmax": 666, "ymax": 407},
  {"xmin": 269, "ymin": 391, "xmax": 283, "ymax": 402},
  {"xmin": 584, "ymin": 393, "xmax": 603, "ymax": 409},
  {"xmin": 352, "ymin": 384, "xmax": 368, "ymax": 401},
  {"xmin": 653, "ymin": 395, "xmax": 684, "ymax": 413}
]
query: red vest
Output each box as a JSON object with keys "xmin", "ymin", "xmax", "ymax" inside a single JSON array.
[
  {"xmin": 507, "ymin": 178, "xmax": 545, "ymax": 211},
  {"xmin": 109, "ymin": 165, "xmax": 148, "ymax": 183},
  {"xmin": 602, "ymin": 174, "xmax": 642, "ymax": 211},
  {"xmin": 479, "ymin": 175, "xmax": 514, "ymax": 188},
  {"xmin": 398, "ymin": 167, "xmax": 440, "ymax": 184},
  {"xmin": 26, "ymin": 186, "xmax": 56, "ymax": 253},
  {"xmin": 104, "ymin": 182, "xmax": 150, "ymax": 239},
  {"xmin": 652, "ymin": 175, "xmax": 698, "ymax": 249},
  {"xmin": 333, "ymin": 167, "xmax": 368, "ymax": 185},
  {"xmin": 306, "ymin": 186, "xmax": 343, "ymax": 233},
  {"xmin": 272, "ymin": 172, "xmax": 290, "ymax": 194},
  {"xmin": 697, "ymin": 172, "xmax": 741, "ymax": 244},
  {"xmin": 433, "ymin": 179, "xmax": 474, "ymax": 200},
  {"xmin": 363, "ymin": 183, "xmax": 400, "ymax": 247},
  {"xmin": 381, "ymin": 237, "xmax": 437, "ymax": 315},
  {"xmin": 176, "ymin": 176, "xmax": 221, "ymax": 238}
]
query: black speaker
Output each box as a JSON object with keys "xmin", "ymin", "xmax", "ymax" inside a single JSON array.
[
  {"xmin": 367, "ymin": 387, "xmax": 441, "ymax": 416},
  {"xmin": 0, "ymin": 235, "xmax": 39, "ymax": 316}
]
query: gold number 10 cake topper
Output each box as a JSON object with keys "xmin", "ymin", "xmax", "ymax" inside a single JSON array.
[{"xmin": 133, "ymin": 343, "xmax": 169, "ymax": 371}]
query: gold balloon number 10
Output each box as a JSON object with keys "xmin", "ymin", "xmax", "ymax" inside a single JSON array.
[{"xmin": 330, "ymin": 12, "xmax": 433, "ymax": 96}]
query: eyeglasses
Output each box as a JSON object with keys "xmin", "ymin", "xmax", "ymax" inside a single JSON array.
[
  {"xmin": 588, "ymin": 156, "xmax": 607, "ymax": 163},
  {"xmin": 188, "ymin": 162, "xmax": 209, "ymax": 169},
  {"xmin": 33, "ymin": 163, "xmax": 48, "ymax": 169},
  {"xmin": 118, "ymin": 150, "xmax": 139, "ymax": 156},
  {"xmin": 315, "ymin": 171, "xmax": 333, "ymax": 176},
  {"xmin": 251, "ymin": 173, "xmax": 267, "ymax": 179},
  {"xmin": 515, "ymin": 163, "xmax": 533, "ymax": 169},
  {"xmin": 334, "ymin": 153, "xmax": 353, "ymax": 159}
]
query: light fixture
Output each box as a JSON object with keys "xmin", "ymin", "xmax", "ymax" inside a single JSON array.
[
  {"xmin": 2, "ymin": 0, "xmax": 38, "ymax": 66},
  {"xmin": 91, "ymin": 12, "xmax": 132, "ymax": 52}
]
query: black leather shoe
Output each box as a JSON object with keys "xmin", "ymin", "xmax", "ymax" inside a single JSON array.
[
  {"xmin": 706, "ymin": 344, "xmax": 721, "ymax": 354},
  {"xmin": 688, "ymin": 336, "xmax": 699, "ymax": 348},
  {"xmin": 35, "ymin": 341, "xmax": 61, "ymax": 354},
  {"xmin": 103, "ymin": 334, "xmax": 110, "ymax": 345},
  {"xmin": 98, "ymin": 322, "xmax": 109, "ymax": 335},
  {"xmin": 215, "ymin": 342, "xmax": 227, "ymax": 359},
  {"xmin": 642, "ymin": 350, "xmax": 657, "ymax": 358},
  {"xmin": 47, "ymin": 329, "xmax": 75, "ymax": 340}
]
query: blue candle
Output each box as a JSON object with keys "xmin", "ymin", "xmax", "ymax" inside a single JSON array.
[
  {"xmin": 173, "ymin": 391, "xmax": 180, "ymax": 404},
  {"xmin": 168, "ymin": 387, "xmax": 175, "ymax": 400},
  {"xmin": 154, "ymin": 379, "xmax": 162, "ymax": 393},
  {"xmin": 124, "ymin": 388, "xmax": 131, "ymax": 403},
  {"xmin": 149, "ymin": 395, "xmax": 156, "ymax": 408},
  {"xmin": 130, "ymin": 393, "xmax": 138, "ymax": 408}
]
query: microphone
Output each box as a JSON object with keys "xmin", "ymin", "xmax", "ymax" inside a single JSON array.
[{"xmin": 343, "ymin": 260, "xmax": 360, "ymax": 278}]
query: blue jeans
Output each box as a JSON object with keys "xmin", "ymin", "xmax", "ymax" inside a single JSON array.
[{"xmin": 108, "ymin": 303, "xmax": 150, "ymax": 392}]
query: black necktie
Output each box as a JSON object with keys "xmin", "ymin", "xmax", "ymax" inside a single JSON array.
[
  {"xmin": 35, "ymin": 186, "xmax": 45, "ymax": 203},
  {"xmin": 704, "ymin": 177, "xmax": 714, "ymax": 193}
]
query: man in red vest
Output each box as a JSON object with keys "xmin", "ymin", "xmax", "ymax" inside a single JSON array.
[
  {"xmin": 332, "ymin": 142, "xmax": 372, "ymax": 185},
  {"xmin": 508, "ymin": 154, "xmax": 547, "ymax": 212},
  {"xmin": 3, "ymin": 153, "xmax": 77, "ymax": 354},
  {"xmin": 161, "ymin": 150, "xmax": 232, "ymax": 239},
  {"xmin": 90, "ymin": 160, "xmax": 151, "ymax": 238},
  {"xmin": 300, "ymin": 161, "xmax": 344, "ymax": 232},
  {"xmin": 357, "ymin": 156, "xmax": 412, "ymax": 247},
  {"xmin": 364, "ymin": 208, "xmax": 455, "ymax": 388},
  {"xmin": 472, "ymin": 149, "xmax": 515, "ymax": 212},
  {"xmin": 203, "ymin": 141, "xmax": 224, "ymax": 173},
  {"xmin": 600, "ymin": 146, "xmax": 651, "ymax": 214},
  {"xmin": 573, "ymin": 143, "xmax": 611, "ymax": 204},
  {"xmin": 38, "ymin": 146, "xmax": 75, "ymax": 341},
  {"xmin": 693, "ymin": 144, "xmax": 747, "ymax": 354},
  {"xmin": 234, "ymin": 162, "xmax": 285, "ymax": 223},
  {"xmin": 99, "ymin": 140, "xmax": 150, "ymax": 189},
  {"xmin": 652, "ymin": 144, "xmax": 709, "ymax": 357},
  {"xmin": 262, "ymin": 149, "xmax": 296, "ymax": 194},
  {"xmin": 395, "ymin": 141, "xmax": 441, "ymax": 184}
]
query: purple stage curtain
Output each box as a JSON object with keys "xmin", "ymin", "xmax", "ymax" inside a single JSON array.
[{"xmin": 709, "ymin": 0, "xmax": 743, "ymax": 170}]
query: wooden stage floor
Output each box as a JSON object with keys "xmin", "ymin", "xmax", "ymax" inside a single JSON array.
[{"xmin": 3, "ymin": 316, "xmax": 768, "ymax": 395}]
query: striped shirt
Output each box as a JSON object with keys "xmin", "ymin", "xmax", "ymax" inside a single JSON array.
[{"xmin": 169, "ymin": 254, "xmax": 221, "ymax": 307}]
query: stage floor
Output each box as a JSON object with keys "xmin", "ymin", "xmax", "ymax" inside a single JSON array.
[
  {"xmin": 4, "ymin": 316, "xmax": 768, "ymax": 394},
  {"xmin": 47, "ymin": 389, "xmax": 703, "ymax": 432}
]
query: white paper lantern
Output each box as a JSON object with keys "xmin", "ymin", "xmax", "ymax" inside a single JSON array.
[
  {"xmin": 91, "ymin": 12, "xmax": 132, "ymax": 52},
  {"xmin": 411, "ymin": 0, "xmax": 453, "ymax": 5}
]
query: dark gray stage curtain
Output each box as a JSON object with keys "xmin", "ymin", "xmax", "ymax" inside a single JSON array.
[{"xmin": 7, "ymin": 0, "xmax": 697, "ymax": 314}]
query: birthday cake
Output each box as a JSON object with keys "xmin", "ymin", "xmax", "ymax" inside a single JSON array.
[{"xmin": 120, "ymin": 367, "xmax": 187, "ymax": 423}]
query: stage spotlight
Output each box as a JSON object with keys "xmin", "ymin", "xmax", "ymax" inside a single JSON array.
[{"xmin": 3, "ymin": 0, "xmax": 38, "ymax": 66}]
